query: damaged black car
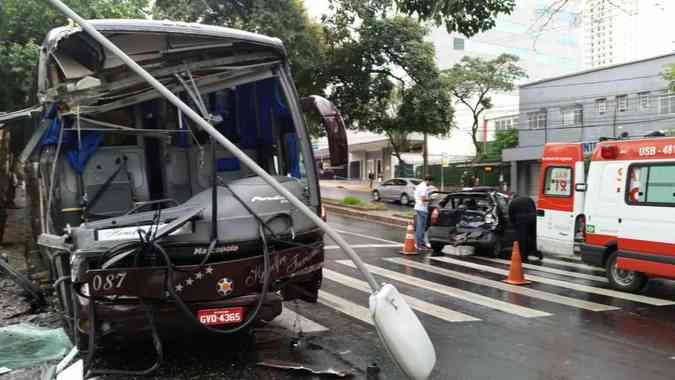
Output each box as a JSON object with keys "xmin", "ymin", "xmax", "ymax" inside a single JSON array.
[{"xmin": 427, "ymin": 188, "xmax": 515, "ymax": 257}]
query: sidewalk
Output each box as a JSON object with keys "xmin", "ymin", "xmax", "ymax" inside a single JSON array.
[{"xmin": 319, "ymin": 180, "xmax": 378, "ymax": 193}]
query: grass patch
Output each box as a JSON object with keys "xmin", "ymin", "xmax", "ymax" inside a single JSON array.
[
  {"xmin": 322, "ymin": 197, "xmax": 386, "ymax": 211},
  {"xmin": 342, "ymin": 196, "xmax": 362, "ymax": 206}
]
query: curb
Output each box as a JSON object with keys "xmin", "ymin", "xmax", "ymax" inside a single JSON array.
[{"xmin": 323, "ymin": 204, "xmax": 411, "ymax": 227}]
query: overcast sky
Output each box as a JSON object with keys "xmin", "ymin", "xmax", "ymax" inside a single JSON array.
[{"xmin": 303, "ymin": 0, "xmax": 331, "ymax": 20}]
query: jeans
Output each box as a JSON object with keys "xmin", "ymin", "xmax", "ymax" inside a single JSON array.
[{"xmin": 415, "ymin": 210, "xmax": 428, "ymax": 249}]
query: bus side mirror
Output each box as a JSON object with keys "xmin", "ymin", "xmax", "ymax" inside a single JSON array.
[
  {"xmin": 301, "ymin": 96, "xmax": 348, "ymax": 173},
  {"xmin": 575, "ymin": 183, "xmax": 587, "ymax": 192}
]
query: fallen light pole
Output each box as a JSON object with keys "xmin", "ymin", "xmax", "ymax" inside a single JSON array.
[{"xmin": 43, "ymin": 1, "xmax": 436, "ymax": 379}]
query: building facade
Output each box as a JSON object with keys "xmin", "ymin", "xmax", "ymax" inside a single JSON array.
[
  {"xmin": 582, "ymin": 0, "xmax": 675, "ymax": 68},
  {"xmin": 503, "ymin": 52, "xmax": 675, "ymax": 198}
]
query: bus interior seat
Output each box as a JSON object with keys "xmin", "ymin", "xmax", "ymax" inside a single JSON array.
[{"xmin": 56, "ymin": 146, "xmax": 150, "ymax": 223}]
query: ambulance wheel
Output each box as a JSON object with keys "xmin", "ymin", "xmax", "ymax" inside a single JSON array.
[{"xmin": 606, "ymin": 251, "xmax": 647, "ymax": 293}]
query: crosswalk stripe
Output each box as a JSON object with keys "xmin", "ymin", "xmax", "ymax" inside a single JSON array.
[
  {"xmin": 318, "ymin": 290, "xmax": 373, "ymax": 325},
  {"xmin": 431, "ymin": 256, "xmax": 675, "ymax": 306},
  {"xmin": 323, "ymin": 269, "xmax": 480, "ymax": 322},
  {"xmin": 270, "ymin": 307, "xmax": 329, "ymax": 333},
  {"xmin": 333, "ymin": 229, "xmax": 402, "ymax": 245},
  {"xmin": 324, "ymin": 244, "xmax": 402, "ymax": 250},
  {"xmin": 384, "ymin": 258, "xmax": 619, "ymax": 312},
  {"xmin": 475, "ymin": 257, "xmax": 609, "ymax": 283},
  {"xmin": 540, "ymin": 257, "xmax": 606, "ymax": 273},
  {"xmin": 336, "ymin": 260, "xmax": 551, "ymax": 318}
]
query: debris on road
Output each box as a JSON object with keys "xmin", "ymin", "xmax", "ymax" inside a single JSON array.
[
  {"xmin": 0, "ymin": 258, "xmax": 45, "ymax": 306},
  {"xmin": 257, "ymin": 358, "xmax": 351, "ymax": 377},
  {"xmin": 0, "ymin": 323, "xmax": 72, "ymax": 371}
]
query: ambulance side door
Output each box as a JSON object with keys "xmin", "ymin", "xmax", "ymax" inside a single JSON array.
[
  {"xmin": 537, "ymin": 165, "xmax": 574, "ymax": 255},
  {"xmin": 618, "ymin": 161, "xmax": 675, "ymax": 265},
  {"xmin": 585, "ymin": 162, "xmax": 624, "ymax": 246}
]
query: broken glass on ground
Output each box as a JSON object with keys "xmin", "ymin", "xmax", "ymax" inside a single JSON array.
[{"xmin": 0, "ymin": 324, "xmax": 72, "ymax": 370}]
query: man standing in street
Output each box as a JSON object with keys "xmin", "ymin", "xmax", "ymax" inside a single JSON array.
[
  {"xmin": 508, "ymin": 194, "xmax": 542, "ymax": 261},
  {"xmin": 414, "ymin": 175, "xmax": 434, "ymax": 253}
]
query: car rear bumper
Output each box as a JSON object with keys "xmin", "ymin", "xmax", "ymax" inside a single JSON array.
[{"xmin": 428, "ymin": 226, "xmax": 498, "ymax": 249}]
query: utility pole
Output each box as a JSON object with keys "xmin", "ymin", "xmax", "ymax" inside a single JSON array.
[{"xmin": 422, "ymin": 132, "xmax": 429, "ymax": 176}]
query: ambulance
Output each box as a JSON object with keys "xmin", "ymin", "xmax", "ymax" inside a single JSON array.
[{"xmin": 537, "ymin": 135, "xmax": 675, "ymax": 292}]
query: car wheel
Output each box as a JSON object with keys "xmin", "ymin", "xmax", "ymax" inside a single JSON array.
[
  {"xmin": 431, "ymin": 243, "xmax": 444, "ymax": 256},
  {"xmin": 372, "ymin": 190, "xmax": 380, "ymax": 201},
  {"xmin": 400, "ymin": 193, "xmax": 410, "ymax": 206},
  {"xmin": 606, "ymin": 251, "xmax": 647, "ymax": 293}
]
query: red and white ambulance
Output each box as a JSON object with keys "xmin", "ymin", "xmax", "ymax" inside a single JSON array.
[{"xmin": 537, "ymin": 136, "xmax": 675, "ymax": 292}]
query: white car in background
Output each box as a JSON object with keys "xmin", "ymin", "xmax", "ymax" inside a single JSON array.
[{"xmin": 372, "ymin": 178, "xmax": 422, "ymax": 206}]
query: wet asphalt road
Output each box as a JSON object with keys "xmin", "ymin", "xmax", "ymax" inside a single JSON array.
[{"xmin": 92, "ymin": 213, "xmax": 675, "ymax": 380}]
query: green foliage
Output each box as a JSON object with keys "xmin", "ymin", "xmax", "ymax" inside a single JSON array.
[
  {"xmin": 153, "ymin": 0, "xmax": 327, "ymax": 97},
  {"xmin": 322, "ymin": 7, "xmax": 454, "ymax": 163},
  {"xmin": 483, "ymin": 128, "xmax": 518, "ymax": 161},
  {"xmin": 0, "ymin": 0, "xmax": 150, "ymax": 111},
  {"xmin": 329, "ymin": 0, "xmax": 515, "ymax": 37},
  {"xmin": 663, "ymin": 64, "xmax": 675, "ymax": 92},
  {"xmin": 443, "ymin": 54, "xmax": 527, "ymax": 157},
  {"xmin": 342, "ymin": 196, "xmax": 363, "ymax": 205},
  {"xmin": 393, "ymin": 0, "xmax": 516, "ymax": 36}
]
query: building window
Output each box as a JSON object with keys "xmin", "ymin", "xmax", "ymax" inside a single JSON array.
[
  {"xmin": 495, "ymin": 117, "xmax": 517, "ymax": 132},
  {"xmin": 639, "ymin": 92, "xmax": 650, "ymax": 111},
  {"xmin": 617, "ymin": 95, "xmax": 628, "ymax": 112},
  {"xmin": 528, "ymin": 111, "xmax": 547, "ymax": 129},
  {"xmin": 658, "ymin": 93, "xmax": 675, "ymax": 114},
  {"xmin": 453, "ymin": 37, "xmax": 465, "ymax": 50},
  {"xmin": 561, "ymin": 105, "xmax": 583, "ymax": 128},
  {"xmin": 596, "ymin": 98, "xmax": 607, "ymax": 114}
]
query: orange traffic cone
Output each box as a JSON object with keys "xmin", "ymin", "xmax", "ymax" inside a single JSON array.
[
  {"xmin": 504, "ymin": 241, "xmax": 531, "ymax": 285},
  {"xmin": 400, "ymin": 222, "xmax": 418, "ymax": 255}
]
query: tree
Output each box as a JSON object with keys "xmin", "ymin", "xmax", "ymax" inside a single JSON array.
[
  {"xmin": 153, "ymin": 0, "xmax": 327, "ymax": 97},
  {"xmin": 321, "ymin": 5, "xmax": 454, "ymax": 169},
  {"xmin": 443, "ymin": 54, "xmax": 527, "ymax": 158},
  {"xmin": 394, "ymin": 0, "xmax": 516, "ymax": 35},
  {"xmin": 484, "ymin": 128, "xmax": 518, "ymax": 161},
  {"xmin": 663, "ymin": 64, "xmax": 675, "ymax": 92}
]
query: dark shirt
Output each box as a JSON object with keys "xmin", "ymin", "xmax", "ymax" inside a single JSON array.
[{"xmin": 508, "ymin": 196, "xmax": 536, "ymax": 226}]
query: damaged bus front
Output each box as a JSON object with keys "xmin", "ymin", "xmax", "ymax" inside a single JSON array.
[{"xmin": 25, "ymin": 20, "xmax": 348, "ymax": 360}]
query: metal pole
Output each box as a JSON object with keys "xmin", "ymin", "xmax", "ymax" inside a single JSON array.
[{"xmin": 44, "ymin": 0, "xmax": 380, "ymax": 291}]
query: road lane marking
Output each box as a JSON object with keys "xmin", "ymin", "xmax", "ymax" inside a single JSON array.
[
  {"xmin": 431, "ymin": 256, "xmax": 675, "ymax": 306},
  {"xmin": 324, "ymin": 244, "xmax": 402, "ymax": 250},
  {"xmin": 270, "ymin": 307, "xmax": 329, "ymax": 333},
  {"xmin": 336, "ymin": 260, "xmax": 551, "ymax": 318},
  {"xmin": 538, "ymin": 257, "xmax": 606, "ymax": 273},
  {"xmin": 333, "ymin": 229, "xmax": 402, "ymax": 245},
  {"xmin": 384, "ymin": 258, "xmax": 619, "ymax": 312},
  {"xmin": 318, "ymin": 290, "xmax": 373, "ymax": 325},
  {"xmin": 323, "ymin": 269, "xmax": 480, "ymax": 322},
  {"xmin": 476, "ymin": 257, "xmax": 609, "ymax": 283}
]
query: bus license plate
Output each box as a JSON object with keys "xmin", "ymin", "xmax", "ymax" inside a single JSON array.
[{"xmin": 197, "ymin": 307, "xmax": 245, "ymax": 326}]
